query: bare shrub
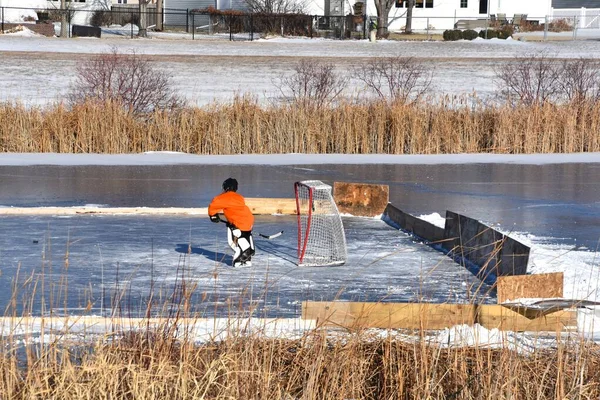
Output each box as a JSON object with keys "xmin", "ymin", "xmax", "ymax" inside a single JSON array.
[
  {"xmin": 548, "ymin": 18, "xmax": 574, "ymax": 32},
  {"xmin": 494, "ymin": 51, "xmax": 562, "ymax": 105},
  {"xmin": 90, "ymin": 10, "xmax": 113, "ymax": 27},
  {"xmin": 244, "ymin": 0, "xmax": 308, "ymax": 14},
  {"xmin": 354, "ymin": 56, "xmax": 432, "ymax": 104},
  {"xmin": 69, "ymin": 48, "xmax": 183, "ymax": 114},
  {"xmin": 559, "ymin": 58, "xmax": 600, "ymax": 103},
  {"xmin": 276, "ymin": 59, "xmax": 348, "ymax": 108}
]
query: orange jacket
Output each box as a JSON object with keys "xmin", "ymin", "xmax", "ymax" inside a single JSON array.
[{"xmin": 208, "ymin": 191, "xmax": 254, "ymax": 231}]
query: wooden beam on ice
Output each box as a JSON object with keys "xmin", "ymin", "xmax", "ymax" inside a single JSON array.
[
  {"xmin": 477, "ymin": 304, "xmax": 576, "ymax": 332},
  {"xmin": 0, "ymin": 198, "xmax": 297, "ymax": 216},
  {"xmin": 302, "ymin": 301, "xmax": 476, "ymax": 330},
  {"xmin": 302, "ymin": 301, "xmax": 577, "ymax": 332}
]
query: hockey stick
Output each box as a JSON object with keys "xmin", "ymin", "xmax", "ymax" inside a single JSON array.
[
  {"xmin": 258, "ymin": 231, "xmax": 283, "ymax": 240},
  {"xmin": 213, "ymin": 214, "xmax": 283, "ymax": 240}
]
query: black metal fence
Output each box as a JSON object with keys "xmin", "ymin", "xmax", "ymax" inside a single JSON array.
[
  {"xmin": 0, "ymin": 6, "xmax": 367, "ymax": 41},
  {"xmin": 189, "ymin": 12, "xmax": 368, "ymax": 40}
]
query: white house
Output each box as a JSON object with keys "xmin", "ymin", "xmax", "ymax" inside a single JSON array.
[
  {"xmin": 0, "ymin": 0, "xmax": 111, "ymax": 25},
  {"xmin": 0, "ymin": 0, "xmax": 47, "ymax": 23},
  {"xmin": 302, "ymin": 0, "xmax": 600, "ymax": 31}
]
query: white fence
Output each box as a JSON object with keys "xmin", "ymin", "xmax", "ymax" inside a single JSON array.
[{"xmin": 553, "ymin": 7, "xmax": 600, "ymax": 29}]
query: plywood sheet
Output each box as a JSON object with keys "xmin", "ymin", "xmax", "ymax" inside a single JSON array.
[
  {"xmin": 333, "ymin": 182, "xmax": 389, "ymax": 217},
  {"xmin": 497, "ymin": 272, "xmax": 564, "ymax": 303}
]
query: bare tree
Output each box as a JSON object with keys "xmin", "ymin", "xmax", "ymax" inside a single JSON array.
[
  {"xmin": 494, "ymin": 52, "xmax": 562, "ymax": 105},
  {"xmin": 355, "ymin": 56, "xmax": 432, "ymax": 104},
  {"xmin": 404, "ymin": 0, "xmax": 414, "ymax": 34},
  {"xmin": 139, "ymin": 0, "xmax": 150, "ymax": 38},
  {"xmin": 157, "ymin": 0, "xmax": 164, "ymax": 31},
  {"xmin": 60, "ymin": 0, "xmax": 68, "ymax": 38},
  {"xmin": 372, "ymin": 0, "xmax": 395, "ymax": 37},
  {"xmin": 244, "ymin": 0, "xmax": 308, "ymax": 14},
  {"xmin": 276, "ymin": 60, "xmax": 348, "ymax": 108},
  {"xmin": 559, "ymin": 58, "xmax": 600, "ymax": 103},
  {"xmin": 69, "ymin": 48, "xmax": 184, "ymax": 114}
]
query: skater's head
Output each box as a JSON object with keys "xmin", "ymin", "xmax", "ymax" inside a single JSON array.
[{"xmin": 222, "ymin": 178, "xmax": 238, "ymax": 193}]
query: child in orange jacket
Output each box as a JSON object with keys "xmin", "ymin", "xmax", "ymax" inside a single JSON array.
[{"xmin": 208, "ymin": 178, "xmax": 255, "ymax": 267}]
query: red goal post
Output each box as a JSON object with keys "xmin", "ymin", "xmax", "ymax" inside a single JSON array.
[{"xmin": 294, "ymin": 180, "xmax": 347, "ymax": 267}]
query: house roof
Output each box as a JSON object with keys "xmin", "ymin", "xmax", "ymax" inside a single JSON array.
[{"xmin": 552, "ymin": 0, "xmax": 600, "ymax": 8}]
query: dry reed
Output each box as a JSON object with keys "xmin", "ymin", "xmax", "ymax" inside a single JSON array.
[
  {"xmin": 2, "ymin": 97, "xmax": 600, "ymax": 155},
  {"xmin": 2, "ymin": 323, "xmax": 600, "ymax": 399}
]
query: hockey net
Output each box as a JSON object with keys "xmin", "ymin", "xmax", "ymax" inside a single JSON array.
[{"xmin": 295, "ymin": 180, "xmax": 347, "ymax": 267}]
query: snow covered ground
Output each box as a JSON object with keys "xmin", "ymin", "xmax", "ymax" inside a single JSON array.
[{"xmin": 3, "ymin": 30, "xmax": 600, "ymax": 106}]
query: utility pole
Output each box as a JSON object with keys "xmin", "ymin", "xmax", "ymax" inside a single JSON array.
[{"xmin": 60, "ymin": 0, "xmax": 68, "ymax": 38}]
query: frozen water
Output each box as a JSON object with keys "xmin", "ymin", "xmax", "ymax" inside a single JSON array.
[{"xmin": 0, "ymin": 214, "xmax": 492, "ymax": 319}]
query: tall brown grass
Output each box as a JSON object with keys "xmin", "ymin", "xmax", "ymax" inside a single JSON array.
[
  {"xmin": 2, "ymin": 97, "xmax": 600, "ymax": 155},
  {"xmin": 1, "ymin": 322, "xmax": 600, "ymax": 399}
]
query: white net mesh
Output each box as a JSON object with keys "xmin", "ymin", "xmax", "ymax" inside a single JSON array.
[{"xmin": 295, "ymin": 180, "xmax": 347, "ymax": 267}]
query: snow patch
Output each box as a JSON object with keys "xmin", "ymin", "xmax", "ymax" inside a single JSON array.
[{"xmin": 417, "ymin": 212, "xmax": 446, "ymax": 228}]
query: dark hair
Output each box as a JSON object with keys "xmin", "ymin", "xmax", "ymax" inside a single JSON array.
[{"xmin": 222, "ymin": 178, "xmax": 238, "ymax": 192}]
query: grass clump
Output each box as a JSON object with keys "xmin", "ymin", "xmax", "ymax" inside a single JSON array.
[{"xmin": 1, "ymin": 322, "xmax": 600, "ymax": 399}]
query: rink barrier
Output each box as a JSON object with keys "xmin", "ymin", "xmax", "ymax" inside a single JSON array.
[
  {"xmin": 302, "ymin": 301, "xmax": 577, "ymax": 332},
  {"xmin": 383, "ymin": 203, "xmax": 445, "ymax": 244},
  {"xmin": 382, "ymin": 204, "xmax": 530, "ymax": 278},
  {"xmin": 443, "ymin": 211, "xmax": 530, "ymax": 277}
]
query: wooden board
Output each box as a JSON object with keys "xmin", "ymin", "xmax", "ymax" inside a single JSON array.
[
  {"xmin": 302, "ymin": 301, "xmax": 577, "ymax": 332},
  {"xmin": 0, "ymin": 198, "xmax": 298, "ymax": 216},
  {"xmin": 302, "ymin": 301, "xmax": 476, "ymax": 330},
  {"xmin": 245, "ymin": 198, "xmax": 296, "ymax": 215},
  {"xmin": 477, "ymin": 304, "xmax": 576, "ymax": 332},
  {"xmin": 497, "ymin": 272, "xmax": 564, "ymax": 303},
  {"xmin": 333, "ymin": 182, "xmax": 389, "ymax": 217}
]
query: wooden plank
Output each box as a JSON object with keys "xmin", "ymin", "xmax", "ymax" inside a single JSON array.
[
  {"xmin": 497, "ymin": 273, "xmax": 564, "ymax": 303},
  {"xmin": 302, "ymin": 301, "xmax": 476, "ymax": 330},
  {"xmin": 0, "ymin": 207, "xmax": 208, "ymax": 215},
  {"xmin": 333, "ymin": 182, "xmax": 389, "ymax": 217},
  {"xmin": 302, "ymin": 301, "xmax": 577, "ymax": 332},
  {"xmin": 244, "ymin": 198, "xmax": 296, "ymax": 215},
  {"xmin": 477, "ymin": 304, "xmax": 577, "ymax": 332},
  {"xmin": 0, "ymin": 198, "xmax": 298, "ymax": 216}
]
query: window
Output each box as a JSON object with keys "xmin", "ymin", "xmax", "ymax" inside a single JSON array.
[
  {"xmin": 396, "ymin": 0, "xmax": 433, "ymax": 7},
  {"xmin": 460, "ymin": 0, "xmax": 468, "ymax": 7}
]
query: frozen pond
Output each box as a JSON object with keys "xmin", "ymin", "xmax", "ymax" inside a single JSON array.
[
  {"xmin": 0, "ymin": 214, "xmax": 492, "ymax": 318},
  {"xmin": 0, "ymin": 162, "xmax": 598, "ymax": 249},
  {"xmin": 1, "ymin": 160, "xmax": 599, "ymax": 318}
]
